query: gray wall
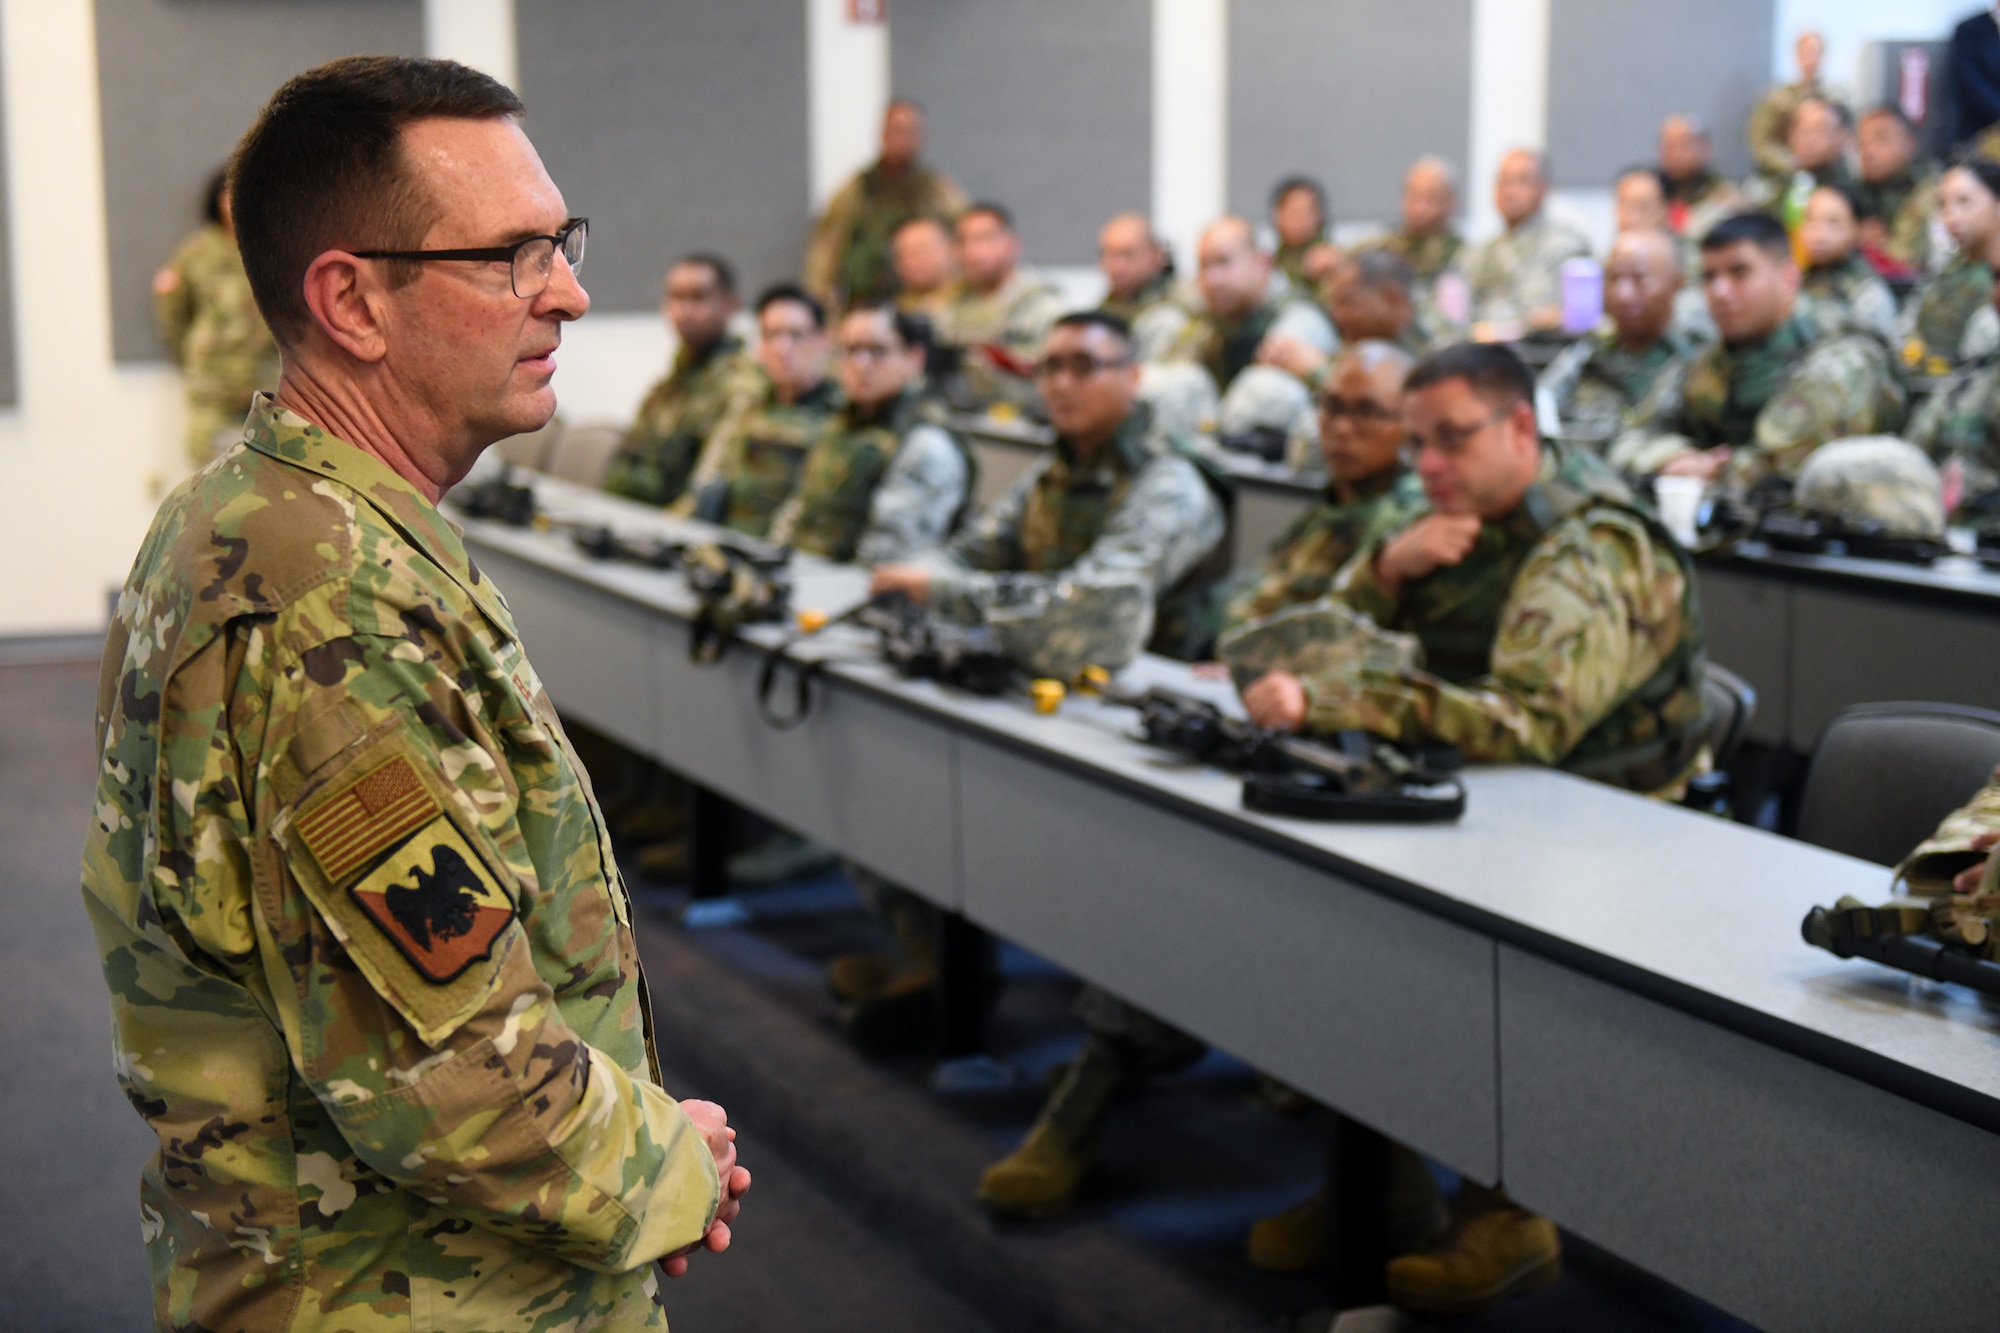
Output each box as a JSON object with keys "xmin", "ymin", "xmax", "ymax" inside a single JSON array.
[
  {"xmin": 517, "ymin": 0, "xmax": 810, "ymax": 314},
  {"xmin": 96, "ymin": 0, "xmax": 424, "ymax": 363},
  {"xmin": 1547, "ymin": 0, "xmax": 1774, "ymax": 188},
  {"xmin": 892, "ymin": 1, "xmax": 1151, "ymax": 265},
  {"xmin": 1229, "ymin": 0, "xmax": 1474, "ymax": 232}
]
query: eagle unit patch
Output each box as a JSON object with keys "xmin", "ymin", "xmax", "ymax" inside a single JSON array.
[{"xmin": 349, "ymin": 821, "xmax": 515, "ymax": 983}]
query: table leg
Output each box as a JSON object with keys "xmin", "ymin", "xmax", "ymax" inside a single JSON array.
[
  {"xmin": 935, "ymin": 910, "xmax": 994, "ymax": 1058},
  {"xmin": 1324, "ymin": 1113, "xmax": 1391, "ymax": 1310},
  {"xmin": 687, "ymin": 784, "xmax": 737, "ymax": 901}
]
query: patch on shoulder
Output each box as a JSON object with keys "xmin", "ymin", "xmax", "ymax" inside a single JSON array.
[
  {"xmin": 295, "ymin": 756, "xmax": 440, "ymax": 882},
  {"xmin": 349, "ymin": 821, "xmax": 515, "ymax": 984}
]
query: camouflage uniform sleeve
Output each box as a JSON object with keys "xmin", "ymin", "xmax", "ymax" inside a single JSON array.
[
  {"xmin": 1963, "ymin": 305, "xmax": 2000, "ymax": 364},
  {"xmin": 1605, "ymin": 357, "xmax": 1699, "ymax": 477},
  {"xmin": 1300, "ymin": 512, "xmax": 1690, "ymax": 764},
  {"xmin": 1849, "ymin": 276, "xmax": 1901, "ymax": 345},
  {"xmin": 1131, "ymin": 302, "xmax": 1192, "ymax": 365},
  {"xmin": 926, "ymin": 455, "xmax": 1224, "ymax": 621},
  {"xmin": 1268, "ymin": 301, "xmax": 1339, "ymax": 356},
  {"xmin": 1725, "ymin": 335, "xmax": 1907, "ymax": 488},
  {"xmin": 1221, "ymin": 505, "xmax": 1333, "ymax": 633},
  {"xmin": 1004, "ymin": 284, "xmax": 1067, "ymax": 361},
  {"xmin": 855, "ymin": 424, "xmax": 969, "ymax": 564},
  {"xmin": 926, "ymin": 459, "xmax": 1034, "ymax": 579},
  {"xmin": 1748, "ymin": 87, "xmax": 1797, "ymax": 178},
  {"xmin": 803, "ymin": 176, "xmax": 864, "ymax": 304},
  {"xmin": 250, "ymin": 628, "xmax": 720, "ymax": 1272},
  {"xmin": 1535, "ymin": 337, "xmax": 1593, "ymax": 436},
  {"xmin": 1896, "ymin": 770, "xmax": 2000, "ymax": 894},
  {"xmin": 154, "ymin": 236, "xmax": 199, "ymax": 363},
  {"xmin": 1888, "ymin": 185, "xmax": 1935, "ymax": 270}
]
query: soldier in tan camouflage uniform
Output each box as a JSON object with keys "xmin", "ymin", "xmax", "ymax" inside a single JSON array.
[
  {"xmin": 1748, "ymin": 30, "xmax": 1833, "ymax": 180},
  {"xmin": 803, "ymin": 98, "xmax": 967, "ymax": 312},
  {"xmin": 1799, "ymin": 184, "xmax": 1901, "ymax": 342},
  {"xmin": 1611, "ymin": 213, "xmax": 1905, "ymax": 489},
  {"xmin": 1855, "ymin": 104, "xmax": 1939, "ymax": 274},
  {"xmin": 935, "ymin": 202, "xmax": 1065, "ymax": 412},
  {"xmin": 1539, "ymin": 229, "xmax": 1702, "ymax": 454},
  {"xmin": 889, "ymin": 213, "xmax": 959, "ymax": 322},
  {"xmin": 1465, "ymin": 149, "xmax": 1592, "ymax": 339},
  {"xmin": 1231, "ymin": 342, "xmax": 1709, "ymax": 1317},
  {"xmin": 1361, "ymin": 157, "xmax": 1472, "ymax": 333},
  {"xmin": 602, "ymin": 254, "xmax": 764, "ymax": 506},
  {"xmin": 153, "ymin": 168, "xmax": 279, "ymax": 467},
  {"xmin": 1901, "ymin": 160, "xmax": 2000, "ymax": 375},
  {"xmin": 84, "ymin": 56, "xmax": 749, "ymax": 1332},
  {"xmin": 675, "ymin": 282, "xmax": 842, "ymax": 537},
  {"xmin": 1097, "ymin": 211, "xmax": 1191, "ymax": 363}
]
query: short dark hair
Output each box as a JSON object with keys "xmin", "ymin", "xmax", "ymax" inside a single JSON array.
[
  {"xmin": 960, "ymin": 201, "xmax": 1014, "ymax": 232},
  {"xmin": 1700, "ymin": 211, "xmax": 1794, "ymax": 260},
  {"xmin": 672, "ymin": 253, "xmax": 737, "ymax": 296},
  {"xmin": 843, "ymin": 302, "xmax": 933, "ymax": 356},
  {"xmin": 1271, "ymin": 174, "xmax": 1328, "ymax": 216},
  {"xmin": 202, "ymin": 167, "xmax": 229, "ymax": 226},
  {"xmin": 1811, "ymin": 180, "xmax": 1864, "ymax": 222},
  {"xmin": 1794, "ymin": 94, "xmax": 1852, "ymax": 131},
  {"xmin": 1406, "ymin": 343, "xmax": 1536, "ymax": 412},
  {"xmin": 1345, "ymin": 248, "xmax": 1414, "ymax": 295},
  {"xmin": 755, "ymin": 281, "xmax": 824, "ymax": 329},
  {"xmin": 1949, "ymin": 155, "xmax": 2000, "ymax": 202},
  {"xmin": 231, "ymin": 55, "xmax": 523, "ymax": 345},
  {"xmin": 1859, "ymin": 103, "xmax": 1917, "ymax": 138},
  {"xmin": 1051, "ymin": 309, "xmax": 1133, "ymax": 349}
]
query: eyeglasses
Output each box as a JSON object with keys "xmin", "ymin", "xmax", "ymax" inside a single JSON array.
[
  {"xmin": 353, "ymin": 217, "xmax": 587, "ymax": 299},
  {"xmin": 1400, "ymin": 409, "xmax": 1509, "ymax": 463},
  {"xmin": 1033, "ymin": 353, "xmax": 1132, "ymax": 380},
  {"xmin": 1318, "ymin": 395, "xmax": 1402, "ymax": 424},
  {"xmin": 838, "ymin": 342, "xmax": 902, "ymax": 363}
]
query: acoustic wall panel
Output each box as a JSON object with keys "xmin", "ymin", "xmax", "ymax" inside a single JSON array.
[
  {"xmin": 1229, "ymin": 0, "xmax": 1474, "ymax": 233},
  {"xmin": 517, "ymin": 0, "xmax": 811, "ymax": 313},
  {"xmin": 1547, "ymin": 0, "xmax": 1775, "ymax": 188},
  {"xmin": 892, "ymin": 1, "xmax": 1151, "ymax": 265},
  {"xmin": 96, "ymin": 0, "xmax": 424, "ymax": 362}
]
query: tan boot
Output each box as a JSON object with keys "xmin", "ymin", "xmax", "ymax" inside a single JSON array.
[
  {"xmin": 839, "ymin": 968, "xmax": 939, "ymax": 1055},
  {"xmin": 976, "ymin": 1119, "xmax": 1099, "ymax": 1219},
  {"xmin": 826, "ymin": 951, "xmax": 896, "ymax": 1003},
  {"xmin": 1246, "ymin": 1191, "xmax": 1324, "ymax": 1273},
  {"xmin": 1385, "ymin": 1202, "xmax": 1561, "ymax": 1317}
]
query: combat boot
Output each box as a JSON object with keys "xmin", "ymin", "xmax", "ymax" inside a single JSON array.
[
  {"xmin": 839, "ymin": 968, "xmax": 938, "ymax": 1055},
  {"xmin": 826, "ymin": 951, "xmax": 896, "ymax": 1003},
  {"xmin": 1247, "ymin": 1146, "xmax": 1449, "ymax": 1274},
  {"xmin": 976, "ymin": 1037, "xmax": 1123, "ymax": 1218},
  {"xmin": 1385, "ymin": 1195, "xmax": 1560, "ymax": 1317}
]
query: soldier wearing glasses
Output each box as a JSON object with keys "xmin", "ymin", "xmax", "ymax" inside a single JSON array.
[{"xmin": 82, "ymin": 57, "xmax": 749, "ymax": 1330}]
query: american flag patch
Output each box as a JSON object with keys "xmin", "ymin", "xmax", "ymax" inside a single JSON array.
[{"xmin": 295, "ymin": 756, "xmax": 441, "ymax": 883}]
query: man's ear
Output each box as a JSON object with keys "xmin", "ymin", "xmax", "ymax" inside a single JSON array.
[{"xmin": 300, "ymin": 250, "xmax": 392, "ymax": 364}]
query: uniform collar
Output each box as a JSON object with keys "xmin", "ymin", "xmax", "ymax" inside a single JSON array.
[
  {"xmin": 242, "ymin": 393, "xmax": 515, "ymax": 638},
  {"xmin": 1056, "ymin": 402, "xmax": 1156, "ymax": 474}
]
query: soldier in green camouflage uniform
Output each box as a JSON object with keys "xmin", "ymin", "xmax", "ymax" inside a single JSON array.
[
  {"xmin": 602, "ymin": 255, "xmax": 764, "ymax": 507},
  {"xmin": 1659, "ymin": 114, "xmax": 1744, "ymax": 241},
  {"xmin": 1270, "ymin": 175, "xmax": 1333, "ymax": 294},
  {"xmin": 1855, "ymin": 105, "xmax": 1938, "ymax": 273},
  {"xmin": 1900, "ymin": 161, "xmax": 2000, "ymax": 374},
  {"xmin": 85, "ymin": 57, "xmax": 747, "ymax": 1331},
  {"xmin": 1611, "ymin": 214, "xmax": 1905, "ymax": 490},
  {"xmin": 153, "ymin": 171, "xmax": 279, "ymax": 467},
  {"xmin": 802, "ymin": 99, "xmax": 967, "ymax": 312},
  {"xmin": 1798, "ymin": 184, "xmax": 1901, "ymax": 343},
  {"xmin": 1539, "ymin": 229, "xmax": 1701, "ymax": 454},
  {"xmin": 936, "ymin": 203, "xmax": 1065, "ymax": 412},
  {"xmin": 1466, "ymin": 150, "xmax": 1592, "ymax": 337},
  {"xmin": 1224, "ymin": 342, "xmax": 1426, "ymax": 633},
  {"xmin": 1097, "ymin": 211, "xmax": 1192, "ymax": 364},
  {"xmin": 1908, "ymin": 330, "xmax": 2000, "ymax": 526},
  {"xmin": 676, "ymin": 282, "xmax": 842, "ymax": 538}
]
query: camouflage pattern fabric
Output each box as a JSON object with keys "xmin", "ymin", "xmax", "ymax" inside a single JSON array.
[
  {"xmin": 1610, "ymin": 304, "xmax": 1906, "ymax": 487},
  {"xmin": 1897, "ymin": 771, "xmax": 2000, "ymax": 895},
  {"xmin": 1219, "ymin": 598, "xmax": 1424, "ymax": 696},
  {"xmin": 674, "ymin": 376, "xmax": 843, "ymax": 537},
  {"xmin": 602, "ymin": 335, "xmax": 763, "ymax": 506},
  {"xmin": 985, "ymin": 574, "xmax": 1157, "ymax": 679},
  {"xmin": 1231, "ymin": 443, "xmax": 1710, "ymax": 797},
  {"xmin": 1901, "ymin": 256, "xmax": 1995, "ymax": 374},
  {"xmin": 154, "ymin": 224, "xmax": 279, "ymax": 467},
  {"xmin": 1352, "ymin": 232, "xmax": 1472, "ymax": 342},
  {"xmin": 81, "ymin": 396, "xmax": 721, "ymax": 1331},
  {"xmin": 1275, "ymin": 232, "xmax": 1330, "ymax": 296},
  {"xmin": 1801, "ymin": 253, "xmax": 1900, "ymax": 344},
  {"xmin": 918, "ymin": 401, "xmax": 1227, "ymax": 660},
  {"xmin": 768, "ymin": 388, "xmax": 969, "ymax": 564},
  {"xmin": 1537, "ymin": 326, "xmax": 1701, "ymax": 454},
  {"xmin": 937, "ymin": 271, "xmax": 1067, "ymax": 411},
  {"xmin": 1220, "ymin": 469, "xmax": 1427, "ymax": 635},
  {"xmin": 1792, "ymin": 435, "xmax": 1945, "ymax": 539},
  {"xmin": 1169, "ymin": 293, "xmax": 1336, "ymax": 395},
  {"xmin": 1361, "ymin": 229, "xmax": 1464, "ymax": 286},
  {"xmin": 1465, "ymin": 211, "xmax": 1593, "ymax": 330},
  {"xmin": 1663, "ymin": 171, "xmax": 1743, "ymax": 239},
  {"xmin": 1854, "ymin": 166, "xmax": 1938, "ymax": 272},
  {"xmin": 1908, "ymin": 353, "xmax": 2000, "ymax": 515},
  {"xmin": 1747, "ymin": 79, "xmax": 1826, "ymax": 179},
  {"xmin": 1100, "ymin": 271, "xmax": 1194, "ymax": 365},
  {"xmin": 801, "ymin": 161, "xmax": 967, "ymax": 310}
]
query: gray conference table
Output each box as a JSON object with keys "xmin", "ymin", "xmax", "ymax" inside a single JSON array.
[
  {"xmin": 957, "ymin": 413, "xmax": 2000, "ymax": 754},
  {"xmin": 460, "ymin": 477, "xmax": 2000, "ymax": 1333}
]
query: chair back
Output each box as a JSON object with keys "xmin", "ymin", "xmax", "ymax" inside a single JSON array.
[
  {"xmin": 1701, "ymin": 662, "xmax": 1756, "ymax": 772},
  {"xmin": 1793, "ymin": 703, "xmax": 2000, "ymax": 866}
]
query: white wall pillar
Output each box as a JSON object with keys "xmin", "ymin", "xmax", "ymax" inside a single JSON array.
[
  {"xmin": 423, "ymin": 0, "xmax": 518, "ymax": 88},
  {"xmin": 1151, "ymin": 0, "xmax": 1227, "ymax": 271},
  {"xmin": 1467, "ymin": 0, "xmax": 1550, "ymax": 241},
  {"xmin": 807, "ymin": 0, "xmax": 889, "ymax": 212}
]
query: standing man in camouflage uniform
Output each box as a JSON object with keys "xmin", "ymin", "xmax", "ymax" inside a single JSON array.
[
  {"xmin": 1854, "ymin": 104, "xmax": 1938, "ymax": 274},
  {"xmin": 1465, "ymin": 149, "xmax": 1592, "ymax": 340},
  {"xmin": 1539, "ymin": 229, "xmax": 1702, "ymax": 453},
  {"xmin": 1364, "ymin": 157, "xmax": 1471, "ymax": 331},
  {"xmin": 1749, "ymin": 30, "xmax": 1832, "ymax": 180},
  {"xmin": 889, "ymin": 214, "xmax": 959, "ymax": 321},
  {"xmin": 602, "ymin": 254, "xmax": 763, "ymax": 506},
  {"xmin": 1611, "ymin": 212, "xmax": 1905, "ymax": 489},
  {"xmin": 83, "ymin": 56, "xmax": 749, "ymax": 1332},
  {"xmin": 803, "ymin": 98, "xmax": 966, "ymax": 312},
  {"xmin": 1232, "ymin": 343, "xmax": 1709, "ymax": 1316},
  {"xmin": 870, "ymin": 311, "xmax": 1228, "ymax": 1214},
  {"xmin": 937, "ymin": 202, "xmax": 1065, "ymax": 412},
  {"xmin": 768, "ymin": 303, "xmax": 969, "ymax": 564},
  {"xmin": 676, "ymin": 282, "xmax": 842, "ymax": 537},
  {"xmin": 1097, "ymin": 211, "xmax": 1190, "ymax": 363},
  {"xmin": 153, "ymin": 167, "xmax": 279, "ymax": 467}
]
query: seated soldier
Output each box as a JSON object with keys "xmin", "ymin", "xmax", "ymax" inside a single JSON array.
[
  {"xmin": 1609, "ymin": 212, "xmax": 1904, "ymax": 490},
  {"xmin": 890, "ymin": 214, "xmax": 959, "ymax": 321},
  {"xmin": 936, "ymin": 202, "xmax": 1064, "ymax": 411},
  {"xmin": 767, "ymin": 303, "xmax": 970, "ymax": 564},
  {"xmin": 1466, "ymin": 148, "xmax": 1591, "ymax": 340},
  {"xmin": 602, "ymin": 253, "xmax": 763, "ymax": 505},
  {"xmin": 1907, "ymin": 266, "xmax": 2000, "ymax": 526},
  {"xmin": 1538, "ymin": 229, "xmax": 1702, "ymax": 453},
  {"xmin": 1097, "ymin": 211, "xmax": 1190, "ymax": 363},
  {"xmin": 1747, "ymin": 94, "xmax": 1855, "ymax": 221},
  {"xmin": 1798, "ymin": 184, "xmax": 1900, "ymax": 342},
  {"xmin": 1261, "ymin": 250, "xmax": 1438, "ymax": 393},
  {"xmin": 1222, "ymin": 341, "xmax": 1425, "ymax": 634},
  {"xmin": 1901, "ymin": 159, "xmax": 2000, "ymax": 376},
  {"xmin": 1657, "ymin": 113, "xmax": 1743, "ymax": 240},
  {"xmin": 674, "ymin": 283, "xmax": 842, "ymax": 536},
  {"xmin": 1232, "ymin": 343, "xmax": 1709, "ymax": 1316},
  {"xmin": 1362, "ymin": 156, "xmax": 1471, "ymax": 331},
  {"xmin": 1270, "ymin": 174, "xmax": 1334, "ymax": 294},
  {"xmin": 1854, "ymin": 104, "xmax": 1938, "ymax": 275}
]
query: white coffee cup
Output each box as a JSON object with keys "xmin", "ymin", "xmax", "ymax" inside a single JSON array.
[{"xmin": 1654, "ymin": 475, "xmax": 1705, "ymax": 547}]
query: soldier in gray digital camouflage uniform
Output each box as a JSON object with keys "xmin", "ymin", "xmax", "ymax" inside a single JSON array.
[{"xmin": 1465, "ymin": 149, "xmax": 1592, "ymax": 339}]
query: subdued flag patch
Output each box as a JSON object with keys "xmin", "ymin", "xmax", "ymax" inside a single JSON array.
[
  {"xmin": 349, "ymin": 820, "xmax": 515, "ymax": 984},
  {"xmin": 295, "ymin": 756, "xmax": 441, "ymax": 883}
]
